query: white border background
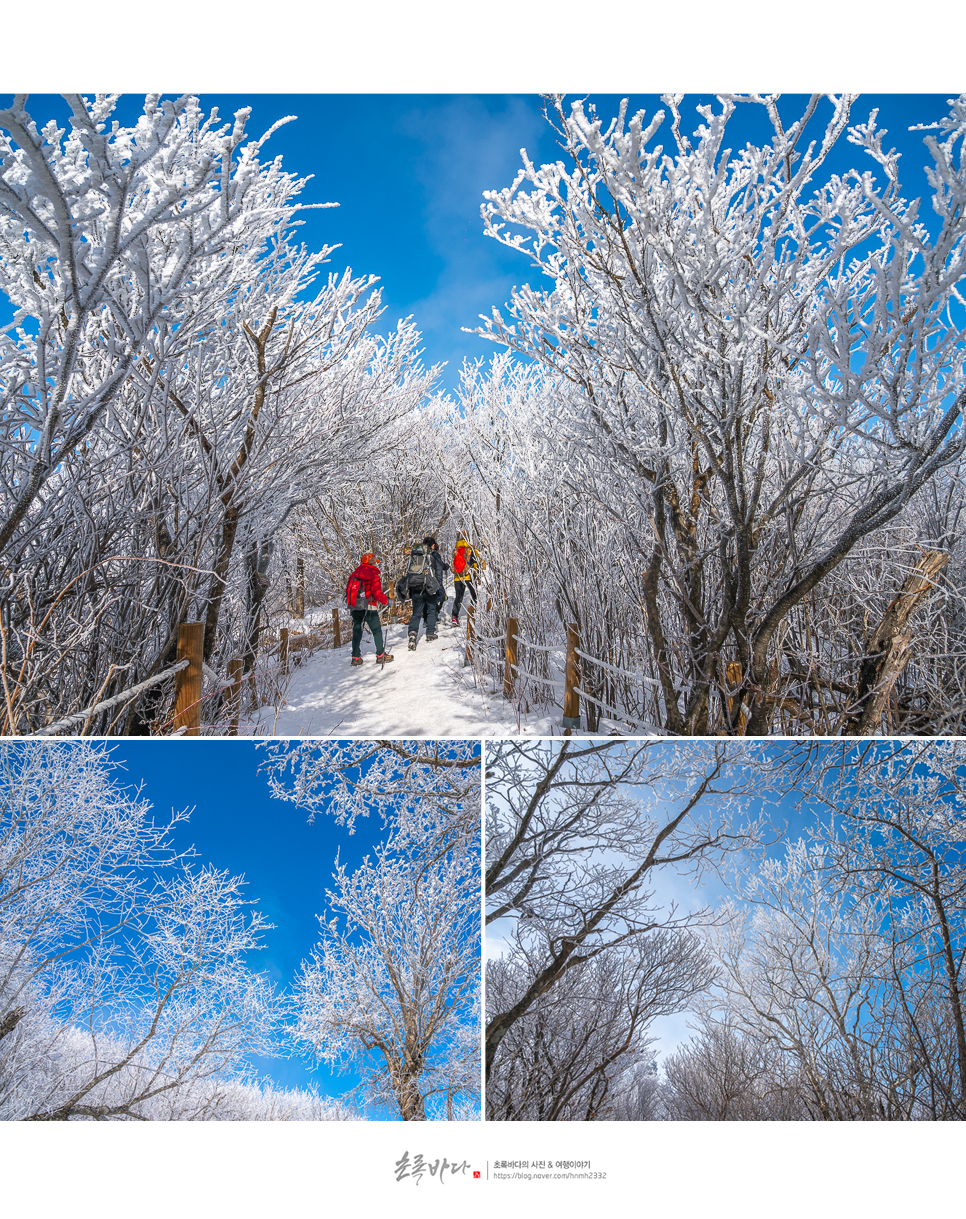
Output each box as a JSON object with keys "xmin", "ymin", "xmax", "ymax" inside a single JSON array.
[
  {"xmin": 3, "ymin": 6, "xmax": 962, "ymax": 1212},
  {"xmin": 3, "ymin": 0, "xmax": 964, "ymax": 92}
]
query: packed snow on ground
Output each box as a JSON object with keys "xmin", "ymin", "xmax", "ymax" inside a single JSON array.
[{"xmin": 239, "ymin": 613, "xmax": 535, "ymax": 738}]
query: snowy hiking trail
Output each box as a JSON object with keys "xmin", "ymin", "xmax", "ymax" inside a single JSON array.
[{"xmin": 240, "ymin": 616, "xmax": 545, "ymax": 738}]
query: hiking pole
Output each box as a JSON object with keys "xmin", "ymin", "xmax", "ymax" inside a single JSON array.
[
  {"xmin": 380, "ymin": 605, "xmax": 391, "ymax": 670},
  {"xmin": 379, "ymin": 558, "xmax": 393, "ymax": 670}
]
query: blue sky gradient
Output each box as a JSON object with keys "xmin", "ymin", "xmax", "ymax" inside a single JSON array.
[{"xmin": 103, "ymin": 740, "xmax": 392, "ymax": 1097}]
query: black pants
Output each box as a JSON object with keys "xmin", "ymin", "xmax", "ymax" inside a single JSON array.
[
  {"xmin": 452, "ymin": 581, "xmax": 476, "ymax": 621},
  {"xmin": 409, "ymin": 592, "xmax": 438, "ymax": 636},
  {"xmin": 351, "ymin": 609, "xmax": 384, "ymax": 657}
]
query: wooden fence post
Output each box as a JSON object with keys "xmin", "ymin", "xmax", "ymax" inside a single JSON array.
[
  {"xmin": 332, "ymin": 608, "xmax": 341, "ymax": 649},
  {"xmin": 464, "ymin": 603, "xmax": 475, "ymax": 668},
  {"xmin": 504, "ymin": 617, "xmax": 519, "ymax": 701},
  {"xmin": 279, "ymin": 627, "xmax": 289, "ymax": 675},
  {"xmin": 226, "ymin": 657, "xmax": 243, "ymax": 736},
  {"xmin": 562, "ymin": 623, "xmax": 581, "ymax": 734},
  {"xmin": 173, "ymin": 621, "xmax": 204, "ymax": 736}
]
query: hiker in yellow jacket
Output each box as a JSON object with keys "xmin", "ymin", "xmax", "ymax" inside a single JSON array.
[{"xmin": 450, "ymin": 535, "xmax": 481, "ymax": 626}]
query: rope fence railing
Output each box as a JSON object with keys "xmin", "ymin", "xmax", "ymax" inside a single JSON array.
[
  {"xmin": 29, "ymin": 658, "xmax": 190, "ymax": 737},
  {"xmin": 31, "ymin": 607, "xmax": 668, "ymax": 738},
  {"xmin": 574, "ymin": 647, "xmax": 662, "ymax": 688},
  {"xmin": 476, "ymin": 613, "xmax": 900, "ymax": 736},
  {"xmin": 485, "ymin": 611, "xmax": 945, "ymax": 737},
  {"xmin": 212, "ymin": 609, "xmax": 355, "ymax": 733},
  {"xmin": 572, "ymin": 684, "xmax": 652, "ymax": 733},
  {"xmin": 508, "ymin": 667, "xmax": 564, "ymax": 689},
  {"xmin": 21, "ymin": 597, "xmax": 380, "ymax": 738},
  {"xmin": 461, "ymin": 614, "xmax": 664, "ymax": 735}
]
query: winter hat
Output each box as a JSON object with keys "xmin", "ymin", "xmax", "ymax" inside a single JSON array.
[{"xmin": 360, "ymin": 551, "xmax": 376, "ymax": 565}]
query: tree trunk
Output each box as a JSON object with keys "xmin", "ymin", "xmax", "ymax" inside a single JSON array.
[
  {"xmin": 294, "ymin": 555, "xmax": 305, "ymax": 618},
  {"xmin": 202, "ymin": 504, "xmax": 240, "ymax": 663},
  {"xmin": 242, "ymin": 538, "xmax": 274, "ymax": 677},
  {"xmin": 200, "ymin": 309, "xmax": 279, "ymax": 664},
  {"xmin": 846, "ymin": 550, "xmax": 949, "ymax": 735},
  {"xmin": 397, "ymin": 1068, "xmax": 427, "ymax": 1120}
]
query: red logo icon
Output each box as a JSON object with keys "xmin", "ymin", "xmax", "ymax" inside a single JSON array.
[{"xmin": 473, "ymin": 1171, "xmax": 481, "ymax": 1179}]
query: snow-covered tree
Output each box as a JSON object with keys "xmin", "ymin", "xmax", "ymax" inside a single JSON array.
[
  {"xmin": 263, "ymin": 740, "xmax": 481, "ymax": 1120},
  {"xmin": 261, "ymin": 739, "xmax": 481, "ymax": 859},
  {"xmin": 0, "ymin": 94, "xmax": 438, "ymax": 734},
  {"xmin": 706, "ymin": 841, "xmax": 898, "ymax": 1120},
  {"xmin": 472, "ymin": 94, "xmax": 966, "ymax": 735},
  {"xmin": 0, "ymin": 741, "xmax": 282, "ymax": 1120},
  {"xmin": 485, "ymin": 739, "xmax": 769, "ymax": 1085},
  {"xmin": 783, "ymin": 741, "xmax": 966, "ymax": 1117},
  {"xmin": 279, "ymin": 397, "xmax": 453, "ymax": 614},
  {"xmin": 0, "ymin": 94, "xmax": 310, "ymax": 557},
  {"xmin": 486, "ymin": 932, "xmax": 710, "ymax": 1120},
  {"xmin": 659, "ymin": 1019, "xmax": 810, "ymax": 1120},
  {"xmin": 295, "ymin": 813, "xmax": 480, "ymax": 1121},
  {"xmin": 656, "ymin": 741, "xmax": 966, "ymax": 1121}
]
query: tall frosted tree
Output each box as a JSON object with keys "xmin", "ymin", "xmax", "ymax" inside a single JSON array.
[
  {"xmin": 265, "ymin": 740, "xmax": 482, "ymax": 1120},
  {"xmin": 473, "ymin": 94, "xmax": 966, "ymax": 734},
  {"xmin": 296, "ymin": 815, "xmax": 480, "ymax": 1120}
]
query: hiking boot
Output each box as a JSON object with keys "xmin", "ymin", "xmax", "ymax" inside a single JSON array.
[
  {"xmin": 426, "ymin": 632, "xmax": 438, "ymax": 641},
  {"xmin": 350, "ymin": 656, "xmax": 364, "ymax": 667},
  {"xmin": 376, "ymin": 652, "xmax": 394, "ymax": 664},
  {"xmin": 451, "ymin": 615, "xmax": 459, "ymax": 626},
  {"xmin": 408, "ymin": 634, "xmax": 417, "ymax": 651}
]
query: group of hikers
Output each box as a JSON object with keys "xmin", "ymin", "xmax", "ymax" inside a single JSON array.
[{"xmin": 344, "ymin": 535, "xmax": 480, "ymax": 665}]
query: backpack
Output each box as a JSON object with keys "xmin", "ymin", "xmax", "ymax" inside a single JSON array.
[
  {"xmin": 453, "ymin": 546, "xmax": 468, "ymax": 576},
  {"xmin": 406, "ymin": 545, "xmax": 439, "ymax": 596},
  {"xmin": 346, "ymin": 573, "xmax": 372, "ymax": 611}
]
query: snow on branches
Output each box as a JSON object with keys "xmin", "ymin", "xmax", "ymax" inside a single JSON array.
[
  {"xmin": 0, "ymin": 741, "xmax": 282, "ymax": 1120},
  {"xmin": 261, "ymin": 739, "xmax": 481, "ymax": 856},
  {"xmin": 469, "ymin": 94, "xmax": 966, "ymax": 735},
  {"xmin": 484, "ymin": 739, "xmax": 770, "ymax": 1093},
  {"xmin": 296, "ymin": 821, "xmax": 480, "ymax": 1121},
  {"xmin": 0, "ymin": 93, "xmax": 318, "ymax": 554},
  {"xmin": 264, "ymin": 740, "xmax": 482, "ymax": 1121},
  {"xmin": 0, "ymin": 95, "xmax": 438, "ymax": 734},
  {"xmin": 486, "ymin": 740, "xmax": 966, "ymax": 1120}
]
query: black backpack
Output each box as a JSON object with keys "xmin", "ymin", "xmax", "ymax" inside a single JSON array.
[{"xmin": 406, "ymin": 545, "xmax": 439, "ymax": 596}]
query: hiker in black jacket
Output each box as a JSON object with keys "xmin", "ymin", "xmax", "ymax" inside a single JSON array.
[
  {"xmin": 423, "ymin": 536, "xmax": 449, "ymax": 622},
  {"xmin": 397, "ymin": 542, "xmax": 441, "ymax": 650}
]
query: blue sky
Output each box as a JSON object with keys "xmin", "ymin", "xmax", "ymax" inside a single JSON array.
[
  {"xmin": 2, "ymin": 93, "xmax": 958, "ymax": 393},
  {"xmin": 103, "ymin": 739, "xmax": 394, "ymax": 1097}
]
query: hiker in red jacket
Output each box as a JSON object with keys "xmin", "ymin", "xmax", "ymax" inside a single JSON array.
[{"xmin": 345, "ymin": 552, "xmax": 394, "ymax": 665}]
